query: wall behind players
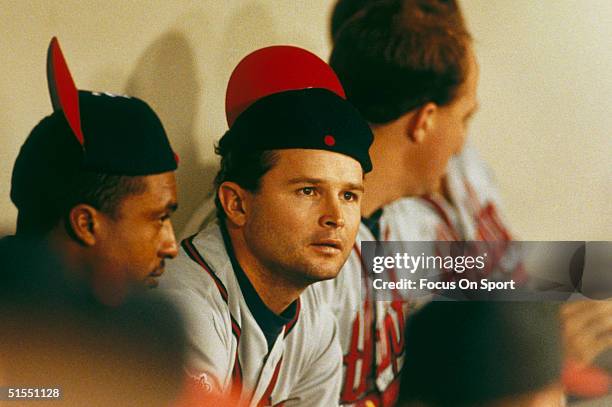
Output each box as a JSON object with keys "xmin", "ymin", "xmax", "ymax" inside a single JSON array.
[
  {"xmin": 462, "ymin": 0, "xmax": 611, "ymax": 240},
  {"xmin": 0, "ymin": 0, "xmax": 609, "ymax": 240}
]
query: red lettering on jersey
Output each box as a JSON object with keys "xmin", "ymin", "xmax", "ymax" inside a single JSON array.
[
  {"xmin": 341, "ymin": 303, "xmax": 374, "ymax": 403},
  {"xmin": 342, "ymin": 243, "xmax": 407, "ymax": 406},
  {"xmin": 463, "ymin": 181, "xmax": 512, "ymax": 243},
  {"xmin": 376, "ymin": 300, "xmax": 405, "ymax": 377},
  {"xmin": 382, "ymin": 377, "xmax": 401, "ymax": 406},
  {"xmin": 342, "ymin": 244, "xmax": 376, "ymax": 403}
]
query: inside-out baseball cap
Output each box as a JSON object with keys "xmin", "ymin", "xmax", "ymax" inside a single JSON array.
[
  {"xmin": 10, "ymin": 38, "xmax": 178, "ymax": 232},
  {"xmin": 220, "ymin": 45, "xmax": 373, "ymax": 173}
]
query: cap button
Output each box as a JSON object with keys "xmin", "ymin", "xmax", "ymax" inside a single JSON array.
[{"xmin": 324, "ymin": 135, "xmax": 336, "ymax": 146}]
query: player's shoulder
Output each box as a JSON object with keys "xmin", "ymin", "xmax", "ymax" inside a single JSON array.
[
  {"xmin": 162, "ymin": 223, "xmax": 231, "ymax": 290},
  {"xmin": 381, "ymin": 196, "xmax": 448, "ymax": 241},
  {"xmin": 452, "ymin": 141, "xmax": 499, "ymax": 193},
  {"xmin": 159, "ymin": 222, "xmax": 236, "ymax": 323},
  {"xmin": 383, "ymin": 196, "xmax": 439, "ymax": 219}
]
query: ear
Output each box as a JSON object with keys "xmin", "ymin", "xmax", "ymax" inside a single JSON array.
[
  {"xmin": 67, "ymin": 204, "xmax": 100, "ymax": 246},
  {"xmin": 218, "ymin": 181, "xmax": 250, "ymax": 227},
  {"xmin": 407, "ymin": 102, "xmax": 437, "ymax": 143}
]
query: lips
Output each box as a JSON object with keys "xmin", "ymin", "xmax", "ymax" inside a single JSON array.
[
  {"xmin": 310, "ymin": 238, "xmax": 343, "ymax": 254},
  {"xmin": 145, "ymin": 267, "xmax": 164, "ymax": 289}
]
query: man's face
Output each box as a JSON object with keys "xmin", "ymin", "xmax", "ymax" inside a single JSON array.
[
  {"xmin": 243, "ymin": 149, "xmax": 363, "ymax": 286},
  {"xmin": 96, "ymin": 172, "xmax": 179, "ymax": 288},
  {"xmin": 418, "ymin": 46, "xmax": 479, "ymax": 193}
]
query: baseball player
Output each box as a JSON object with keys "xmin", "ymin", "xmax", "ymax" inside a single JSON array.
[
  {"xmin": 329, "ymin": 1, "xmax": 610, "ymax": 404},
  {"xmin": 159, "ymin": 45, "xmax": 374, "ymax": 406},
  {"xmin": 320, "ymin": 1, "xmax": 494, "ymax": 404},
  {"xmin": 9, "ymin": 38, "xmax": 180, "ymax": 305},
  {"xmin": 178, "ymin": 3, "xmax": 515, "ymax": 405}
]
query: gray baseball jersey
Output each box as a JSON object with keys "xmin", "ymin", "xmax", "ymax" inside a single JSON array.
[{"xmin": 159, "ymin": 222, "xmax": 343, "ymax": 407}]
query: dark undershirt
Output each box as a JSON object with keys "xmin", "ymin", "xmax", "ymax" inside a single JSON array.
[
  {"xmin": 362, "ymin": 208, "xmax": 384, "ymax": 241},
  {"xmin": 219, "ymin": 221, "xmax": 297, "ymax": 352}
]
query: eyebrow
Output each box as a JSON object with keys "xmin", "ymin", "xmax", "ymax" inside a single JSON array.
[
  {"xmin": 287, "ymin": 177, "xmax": 364, "ymax": 192},
  {"xmin": 345, "ymin": 183, "xmax": 365, "ymax": 192}
]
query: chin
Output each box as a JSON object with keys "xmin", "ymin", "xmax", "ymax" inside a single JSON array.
[
  {"xmin": 143, "ymin": 276, "xmax": 160, "ymax": 288},
  {"xmin": 303, "ymin": 262, "xmax": 344, "ymax": 283}
]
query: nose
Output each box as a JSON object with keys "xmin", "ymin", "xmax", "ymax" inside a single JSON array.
[
  {"xmin": 160, "ymin": 221, "xmax": 179, "ymax": 259},
  {"xmin": 318, "ymin": 196, "xmax": 345, "ymax": 229}
]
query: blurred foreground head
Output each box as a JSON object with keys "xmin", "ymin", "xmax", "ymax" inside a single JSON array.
[
  {"xmin": 0, "ymin": 235, "xmax": 187, "ymax": 407},
  {"xmin": 399, "ymin": 302, "xmax": 564, "ymax": 407}
]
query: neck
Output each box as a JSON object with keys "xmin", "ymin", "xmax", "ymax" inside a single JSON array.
[
  {"xmin": 224, "ymin": 222, "xmax": 303, "ymax": 315},
  {"xmin": 46, "ymin": 226, "xmax": 130, "ymax": 307},
  {"xmin": 46, "ymin": 227, "xmax": 89, "ymax": 280},
  {"xmin": 362, "ymin": 122, "xmax": 428, "ymax": 217},
  {"xmin": 363, "ymin": 169, "xmax": 419, "ymax": 217}
]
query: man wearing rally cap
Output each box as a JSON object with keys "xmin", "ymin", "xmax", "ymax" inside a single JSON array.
[
  {"xmin": 159, "ymin": 45, "xmax": 373, "ymax": 406},
  {"xmin": 9, "ymin": 38, "xmax": 179, "ymax": 304}
]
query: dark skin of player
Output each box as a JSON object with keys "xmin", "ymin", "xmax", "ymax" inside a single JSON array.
[{"xmin": 46, "ymin": 172, "xmax": 179, "ymax": 305}]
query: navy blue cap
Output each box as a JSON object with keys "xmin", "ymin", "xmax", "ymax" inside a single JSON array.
[
  {"xmin": 220, "ymin": 88, "xmax": 373, "ymax": 172},
  {"xmin": 11, "ymin": 91, "xmax": 177, "ymax": 213}
]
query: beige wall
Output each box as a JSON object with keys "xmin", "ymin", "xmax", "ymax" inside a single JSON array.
[
  {"xmin": 462, "ymin": 1, "xmax": 611, "ymax": 240},
  {"xmin": 0, "ymin": 0, "xmax": 334, "ymax": 236},
  {"xmin": 1, "ymin": 1, "xmax": 610, "ymax": 240}
]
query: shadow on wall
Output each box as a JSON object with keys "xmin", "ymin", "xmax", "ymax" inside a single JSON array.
[
  {"xmin": 217, "ymin": 1, "xmax": 280, "ymax": 84},
  {"xmin": 1, "ymin": 90, "xmax": 18, "ymax": 236},
  {"xmin": 175, "ymin": 2, "xmax": 285, "ymax": 238},
  {"xmin": 125, "ymin": 31, "xmax": 216, "ymax": 235}
]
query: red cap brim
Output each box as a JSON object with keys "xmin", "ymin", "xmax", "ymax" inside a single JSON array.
[
  {"xmin": 225, "ymin": 45, "xmax": 345, "ymax": 127},
  {"xmin": 47, "ymin": 37, "xmax": 84, "ymax": 146}
]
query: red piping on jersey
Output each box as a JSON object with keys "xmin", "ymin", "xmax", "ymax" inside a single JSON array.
[
  {"xmin": 230, "ymin": 317, "xmax": 242, "ymax": 339},
  {"xmin": 257, "ymin": 357, "xmax": 283, "ymax": 407},
  {"xmin": 341, "ymin": 242, "xmax": 376, "ymax": 403},
  {"xmin": 181, "ymin": 236, "xmax": 244, "ymax": 396},
  {"xmin": 181, "ymin": 235, "xmax": 229, "ymax": 302},
  {"xmin": 283, "ymin": 299, "xmax": 301, "ymax": 338},
  {"xmin": 231, "ymin": 348, "xmax": 243, "ymax": 396},
  {"xmin": 341, "ymin": 232, "xmax": 404, "ymax": 406}
]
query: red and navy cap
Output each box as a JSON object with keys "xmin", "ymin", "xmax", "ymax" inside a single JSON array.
[
  {"xmin": 220, "ymin": 45, "xmax": 373, "ymax": 173},
  {"xmin": 11, "ymin": 38, "xmax": 177, "ymax": 212}
]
